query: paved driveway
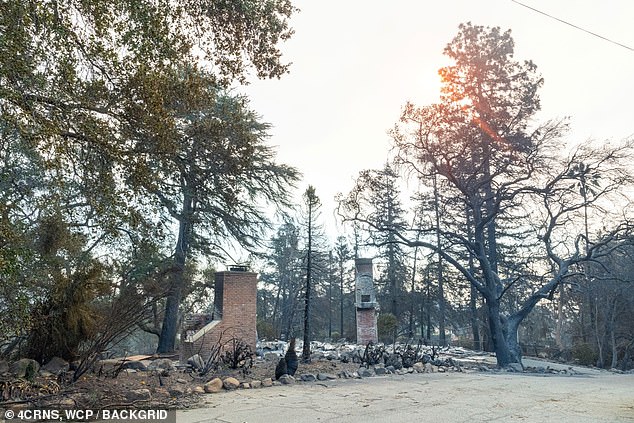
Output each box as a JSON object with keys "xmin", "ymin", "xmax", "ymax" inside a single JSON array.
[{"xmin": 178, "ymin": 370, "xmax": 634, "ymax": 423}]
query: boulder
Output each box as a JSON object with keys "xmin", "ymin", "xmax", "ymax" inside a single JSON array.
[
  {"xmin": 300, "ymin": 373, "xmax": 316, "ymax": 382},
  {"xmin": 168, "ymin": 386, "xmax": 186, "ymax": 397},
  {"xmin": 251, "ymin": 380, "xmax": 262, "ymax": 388},
  {"xmin": 412, "ymin": 362, "xmax": 425, "ymax": 373},
  {"xmin": 127, "ymin": 389, "xmax": 151, "ymax": 402},
  {"xmin": 507, "ymin": 363, "xmax": 524, "ymax": 373},
  {"xmin": 147, "ymin": 359, "xmax": 176, "ymax": 372},
  {"xmin": 264, "ymin": 352, "xmax": 280, "ymax": 362},
  {"xmin": 42, "ymin": 357, "xmax": 69, "ymax": 375},
  {"xmin": 278, "ymin": 374, "xmax": 295, "ymax": 385},
  {"xmin": 0, "ymin": 360, "xmax": 9, "ymax": 375},
  {"xmin": 358, "ymin": 368, "xmax": 374, "ymax": 378},
  {"xmin": 204, "ymin": 378, "xmax": 223, "ymax": 393},
  {"xmin": 223, "ymin": 377, "xmax": 240, "ymax": 390},
  {"xmin": 97, "ymin": 359, "xmax": 120, "ymax": 373},
  {"xmin": 10, "ymin": 359, "xmax": 40, "ymax": 379},
  {"xmin": 317, "ymin": 373, "xmax": 337, "ymax": 381},
  {"xmin": 121, "ymin": 360, "xmax": 147, "ymax": 372},
  {"xmin": 374, "ymin": 367, "xmax": 386, "ymax": 375},
  {"xmin": 261, "ymin": 378, "xmax": 273, "ymax": 387},
  {"xmin": 385, "ymin": 353, "xmax": 403, "ymax": 370},
  {"xmin": 241, "ymin": 382, "xmax": 251, "ymax": 389},
  {"xmin": 192, "ymin": 386, "xmax": 205, "ymax": 394}
]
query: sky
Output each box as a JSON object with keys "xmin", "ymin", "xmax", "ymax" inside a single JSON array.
[{"xmin": 241, "ymin": 0, "xmax": 634, "ymax": 241}]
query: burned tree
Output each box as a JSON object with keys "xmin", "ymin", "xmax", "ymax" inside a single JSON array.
[{"xmin": 340, "ymin": 23, "xmax": 634, "ymax": 367}]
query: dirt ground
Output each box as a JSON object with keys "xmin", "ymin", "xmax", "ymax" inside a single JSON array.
[
  {"xmin": 3, "ymin": 355, "xmax": 633, "ymax": 422},
  {"xmin": 180, "ymin": 369, "xmax": 634, "ymax": 423}
]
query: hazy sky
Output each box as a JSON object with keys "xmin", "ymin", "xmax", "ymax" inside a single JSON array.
[{"xmin": 242, "ymin": 0, "xmax": 634, "ymax": 239}]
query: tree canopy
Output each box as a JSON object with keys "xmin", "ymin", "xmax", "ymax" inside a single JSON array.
[{"xmin": 340, "ymin": 23, "xmax": 634, "ymax": 367}]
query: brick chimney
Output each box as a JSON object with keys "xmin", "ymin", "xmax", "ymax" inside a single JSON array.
[{"xmin": 180, "ymin": 268, "xmax": 257, "ymax": 362}]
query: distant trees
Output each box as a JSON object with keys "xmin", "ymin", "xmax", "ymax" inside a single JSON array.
[
  {"xmin": 261, "ymin": 222, "xmax": 304, "ymax": 338},
  {"xmin": 345, "ymin": 164, "xmax": 409, "ymax": 333},
  {"xmin": 340, "ymin": 23, "xmax": 634, "ymax": 367}
]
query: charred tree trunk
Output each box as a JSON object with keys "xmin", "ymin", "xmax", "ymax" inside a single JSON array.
[
  {"xmin": 157, "ymin": 190, "xmax": 193, "ymax": 353},
  {"xmin": 432, "ymin": 174, "xmax": 446, "ymax": 346}
]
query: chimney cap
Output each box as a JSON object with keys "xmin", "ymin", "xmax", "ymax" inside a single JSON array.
[{"xmin": 228, "ymin": 264, "xmax": 249, "ymax": 272}]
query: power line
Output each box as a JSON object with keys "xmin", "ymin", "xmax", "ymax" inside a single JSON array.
[{"xmin": 510, "ymin": 0, "xmax": 634, "ymax": 53}]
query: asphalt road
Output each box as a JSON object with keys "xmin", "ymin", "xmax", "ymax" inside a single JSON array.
[{"xmin": 178, "ymin": 368, "xmax": 634, "ymax": 423}]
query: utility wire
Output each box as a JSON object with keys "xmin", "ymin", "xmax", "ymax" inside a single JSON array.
[{"xmin": 510, "ymin": 0, "xmax": 634, "ymax": 53}]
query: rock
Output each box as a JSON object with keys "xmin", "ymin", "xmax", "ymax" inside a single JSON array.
[
  {"xmin": 358, "ymin": 368, "xmax": 374, "ymax": 378},
  {"xmin": 168, "ymin": 386, "xmax": 186, "ymax": 397},
  {"xmin": 241, "ymin": 382, "xmax": 251, "ymax": 389},
  {"xmin": 374, "ymin": 367, "xmax": 386, "ymax": 375},
  {"xmin": 507, "ymin": 363, "xmax": 524, "ymax": 373},
  {"xmin": 264, "ymin": 352, "xmax": 280, "ymax": 362},
  {"xmin": 300, "ymin": 373, "xmax": 316, "ymax": 382},
  {"xmin": 278, "ymin": 374, "xmax": 296, "ymax": 385},
  {"xmin": 122, "ymin": 360, "xmax": 147, "ymax": 371},
  {"xmin": 96, "ymin": 359, "xmax": 119, "ymax": 374},
  {"xmin": 147, "ymin": 359, "xmax": 175, "ymax": 372},
  {"xmin": 251, "ymin": 380, "xmax": 262, "ymax": 388},
  {"xmin": 412, "ymin": 362, "xmax": 425, "ymax": 373},
  {"xmin": 317, "ymin": 373, "xmax": 337, "ymax": 381},
  {"xmin": 187, "ymin": 354, "xmax": 205, "ymax": 371},
  {"xmin": 193, "ymin": 386, "xmax": 205, "ymax": 394},
  {"xmin": 223, "ymin": 377, "xmax": 240, "ymax": 390},
  {"xmin": 425, "ymin": 363, "xmax": 434, "ymax": 373},
  {"xmin": 176, "ymin": 378, "xmax": 187, "ymax": 384},
  {"xmin": 56, "ymin": 398, "xmax": 77, "ymax": 408},
  {"xmin": 10, "ymin": 358, "xmax": 40, "ymax": 379},
  {"xmin": 311, "ymin": 351, "xmax": 325, "ymax": 361},
  {"xmin": 0, "ymin": 360, "xmax": 9, "ymax": 375},
  {"xmin": 127, "ymin": 388, "xmax": 151, "ymax": 401},
  {"xmin": 42, "ymin": 357, "xmax": 69, "ymax": 375},
  {"xmin": 204, "ymin": 378, "xmax": 223, "ymax": 393},
  {"xmin": 386, "ymin": 365, "xmax": 396, "ymax": 374},
  {"xmin": 338, "ymin": 370, "xmax": 354, "ymax": 379},
  {"xmin": 261, "ymin": 378, "xmax": 273, "ymax": 387},
  {"xmin": 437, "ymin": 366, "xmax": 446, "ymax": 373},
  {"xmin": 385, "ymin": 353, "xmax": 403, "ymax": 370},
  {"xmin": 153, "ymin": 387, "xmax": 170, "ymax": 398}
]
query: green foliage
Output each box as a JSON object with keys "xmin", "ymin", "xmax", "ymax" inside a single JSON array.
[
  {"xmin": 377, "ymin": 313, "xmax": 398, "ymax": 343},
  {"xmin": 257, "ymin": 320, "xmax": 276, "ymax": 340},
  {"xmin": 1, "ymin": 0, "xmax": 299, "ymax": 357},
  {"xmin": 572, "ymin": 343, "xmax": 598, "ymax": 366},
  {"xmin": 21, "ymin": 214, "xmax": 112, "ymax": 363}
]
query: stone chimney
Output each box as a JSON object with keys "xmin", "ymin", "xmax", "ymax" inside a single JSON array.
[{"xmin": 355, "ymin": 258, "xmax": 378, "ymax": 344}]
